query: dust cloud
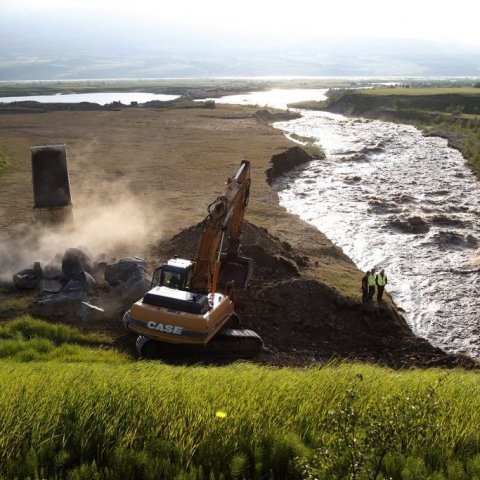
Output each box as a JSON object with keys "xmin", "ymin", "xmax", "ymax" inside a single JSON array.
[{"xmin": 0, "ymin": 179, "xmax": 164, "ymax": 282}]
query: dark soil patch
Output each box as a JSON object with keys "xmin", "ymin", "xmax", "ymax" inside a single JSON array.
[{"xmin": 150, "ymin": 221, "xmax": 478, "ymax": 369}]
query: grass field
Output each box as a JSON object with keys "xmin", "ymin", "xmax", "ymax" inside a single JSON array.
[{"xmin": 0, "ymin": 316, "xmax": 480, "ymax": 479}]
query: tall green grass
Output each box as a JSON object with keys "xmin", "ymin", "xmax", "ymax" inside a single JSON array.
[
  {"xmin": 1, "ymin": 362, "xmax": 480, "ymax": 479},
  {"xmin": 0, "ymin": 316, "xmax": 111, "ymax": 346},
  {"xmin": 1, "ymin": 317, "xmax": 480, "ymax": 478},
  {"xmin": 0, "ymin": 317, "xmax": 124, "ymax": 364}
]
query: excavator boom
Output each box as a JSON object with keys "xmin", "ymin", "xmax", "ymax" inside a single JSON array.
[{"xmin": 190, "ymin": 160, "xmax": 252, "ymax": 294}]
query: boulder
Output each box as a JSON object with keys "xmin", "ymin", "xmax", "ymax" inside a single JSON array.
[
  {"xmin": 43, "ymin": 265, "xmax": 67, "ymax": 282},
  {"xmin": 62, "ymin": 248, "xmax": 94, "ymax": 279},
  {"xmin": 388, "ymin": 215, "xmax": 430, "ymax": 234},
  {"xmin": 77, "ymin": 271, "xmax": 98, "ymax": 294},
  {"xmin": 30, "ymin": 291, "xmax": 87, "ymax": 319},
  {"xmin": 39, "ymin": 279, "xmax": 62, "ymax": 294},
  {"xmin": 104, "ymin": 257, "xmax": 148, "ymax": 286},
  {"xmin": 104, "ymin": 257, "xmax": 150, "ymax": 307},
  {"xmin": 118, "ymin": 275, "xmax": 151, "ymax": 304},
  {"xmin": 63, "ymin": 279, "xmax": 84, "ymax": 292},
  {"xmin": 91, "ymin": 260, "xmax": 108, "ymax": 285},
  {"xmin": 13, "ymin": 269, "xmax": 38, "ymax": 290}
]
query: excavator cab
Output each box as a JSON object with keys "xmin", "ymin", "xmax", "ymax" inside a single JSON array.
[{"xmin": 151, "ymin": 258, "xmax": 193, "ymax": 290}]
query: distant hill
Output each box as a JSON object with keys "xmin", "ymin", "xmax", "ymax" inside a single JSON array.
[{"xmin": 1, "ymin": 13, "xmax": 479, "ymax": 79}]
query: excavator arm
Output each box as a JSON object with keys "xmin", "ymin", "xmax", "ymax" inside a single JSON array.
[
  {"xmin": 126, "ymin": 159, "xmax": 262, "ymax": 358},
  {"xmin": 190, "ymin": 160, "xmax": 251, "ymax": 294}
]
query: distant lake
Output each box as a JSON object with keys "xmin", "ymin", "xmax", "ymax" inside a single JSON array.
[
  {"xmin": 0, "ymin": 92, "xmax": 180, "ymax": 105},
  {"xmin": 203, "ymin": 88, "xmax": 329, "ymax": 110}
]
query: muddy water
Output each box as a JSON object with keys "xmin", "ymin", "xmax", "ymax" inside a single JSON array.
[{"xmin": 214, "ymin": 90, "xmax": 480, "ymax": 358}]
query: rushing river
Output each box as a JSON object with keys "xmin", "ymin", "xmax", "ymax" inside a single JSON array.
[{"xmin": 214, "ymin": 89, "xmax": 480, "ymax": 357}]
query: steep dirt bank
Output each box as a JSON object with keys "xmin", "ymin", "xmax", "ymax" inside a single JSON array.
[{"xmin": 266, "ymin": 146, "xmax": 314, "ymax": 185}]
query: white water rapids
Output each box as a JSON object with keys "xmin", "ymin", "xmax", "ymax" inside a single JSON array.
[{"xmin": 215, "ymin": 90, "xmax": 480, "ymax": 358}]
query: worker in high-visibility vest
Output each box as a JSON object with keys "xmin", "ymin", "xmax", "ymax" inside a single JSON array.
[
  {"xmin": 376, "ymin": 269, "xmax": 388, "ymax": 302},
  {"xmin": 367, "ymin": 268, "xmax": 377, "ymax": 302},
  {"xmin": 361, "ymin": 270, "xmax": 370, "ymax": 303}
]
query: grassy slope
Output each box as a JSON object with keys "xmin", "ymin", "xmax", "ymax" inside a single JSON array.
[
  {"xmin": 1, "ymin": 317, "xmax": 480, "ymax": 479},
  {"xmin": 294, "ymin": 87, "xmax": 480, "ymax": 178}
]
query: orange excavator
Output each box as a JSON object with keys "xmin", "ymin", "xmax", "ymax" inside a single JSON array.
[{"xmin": 123, "ymin": 160, "xmax": 263, "ymax": 359}]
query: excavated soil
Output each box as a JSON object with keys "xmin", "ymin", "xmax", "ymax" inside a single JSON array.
[{"xmin": 149, "ymin": 221, "xmax": 478, "ymax": 369}]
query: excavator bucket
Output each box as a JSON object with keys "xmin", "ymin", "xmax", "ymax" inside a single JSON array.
[
  {"xmin": 217, "ymin": 253, "xmax": 253, "ymax": 290},
  {"xmin": 31, "ymin": 144, "xmax": 74, "ymax": 225}
]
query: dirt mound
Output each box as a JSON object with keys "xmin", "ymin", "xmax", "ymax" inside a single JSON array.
[
  {"xmin": 254, "ymin": 109, "xmax": 301, "ymax": 123},
  {"xmin": 152, "ymin": 221, "xmax": 478, "ymax": 369},
  {"xmin": 266, "ymin": 147, "xmax": 313, "ymax": 185}
]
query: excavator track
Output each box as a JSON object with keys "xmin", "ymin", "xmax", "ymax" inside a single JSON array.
[{"xmin": 136, "ymin": 328, "xmax": 263, "ymax": 361}]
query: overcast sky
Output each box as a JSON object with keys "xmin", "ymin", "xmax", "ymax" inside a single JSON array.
[{"xmin": 2, "ymin": 0, "xmax": 480, "ymax": 47}]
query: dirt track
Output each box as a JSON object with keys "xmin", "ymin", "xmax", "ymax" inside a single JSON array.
[{"xmin": 0, "ymin": 104, "xmax": 477, "ymax": 368}]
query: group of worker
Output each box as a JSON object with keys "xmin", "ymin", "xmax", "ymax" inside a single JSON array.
[{"xmin": 361, "ymin": 268, "xmax": 388, "ymax": 303}]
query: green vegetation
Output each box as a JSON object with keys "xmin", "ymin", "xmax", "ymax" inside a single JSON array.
[
  {"xmin": 0, "ymin": 315, "xmax": 111, "ymax": 346},
  {"xmin": 289, "ymin": 133, "xmax": 325, "ymax": 160},
  {"xmin": 0, "ymin": 292, "xmax": 35, "ymax": 319},
  {"xmin": 1, "ymin": 77, "xmax": 476, "ymax": 99},
  {"xmin": 290, "ymin": 133, "xmax": 317, "ymax": 143},
  {"xmin": 0, "ymin": 316, "xmax": 480, "ymax": 478},
  {"xmin": 0, "ymin": 78, "xmax": 373, "ymax": 99},
  {"xmin": 0, "ymin": 316, "xmax": 120, "ymax": 363}
]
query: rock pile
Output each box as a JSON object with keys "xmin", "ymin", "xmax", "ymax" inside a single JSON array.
[{"xmin": 12, "ymin": 248, "xmax": 150, "ymax": 322}]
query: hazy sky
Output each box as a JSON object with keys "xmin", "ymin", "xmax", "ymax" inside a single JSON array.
[{"xmin": 3, "ymin": 0, "xmax": 480, "ymax": 47}]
